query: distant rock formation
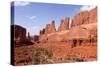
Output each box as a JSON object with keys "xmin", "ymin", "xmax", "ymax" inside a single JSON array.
[
  {"xmin": 27, "ymin": 32, "xmax": 31, "ymax": 41},
  {"xmin": 58, "ymin": 17, "xmax": 70, "ymax": 31},
  {"xmin": 13, "ymin": 25, "xmax": 26, "ymax": 42},
  {"xmin": 12, "ymin": 25, "xmax": 34, "ymax": 47}
]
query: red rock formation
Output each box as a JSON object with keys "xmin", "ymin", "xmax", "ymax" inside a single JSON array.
[
  {"xmin": 71, "ymin": 11, "xmax": 89, "ymax": 27},
  {"xmin": 58, "ymin": 17, "xmax": 70, "ymax": 31},
  {"xmin": 71, "ymin": 7, "xmax": 97, "ymax": 27},
  {"xmin": 43, "ymin": 21, "xmax": 56, "ymax": 34},
  {"xmin": 13, "ymin": 25, "xmax": 26, "ymax": 41},
  {"xmin": 40, "ymin": 28, "xmax": 45, "ymax": 35},
  {"xmin": 39, "ymin": 7, "xmax": 97, "ymax": 46},
  {"xmin": 45, "ymin": 24, "xmax": 50, "ymax": 34},
  {"xmin": 49, "ymin": 20, "xmax": 56, "ymax": 33},
  {"xmin": 40, "ymin": 30, "xmax": 42, "ymax": 35},
  {"xmin": 39, "ymin": 21, "xmax": 56, "ymax": 42},
  {"xmin": 89, "ymin": 7, "xmax": 97, "ymax": 23},
  {"xmin": 13, "ymin": 25, "xmax": 34, "ymax": 47},
  {"xmin": 28, "ymin": 32, "xmax": 30, "ymax": 38}
]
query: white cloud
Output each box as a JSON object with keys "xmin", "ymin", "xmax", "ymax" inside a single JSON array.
[
  {"xmin": 14, "ymin": 1, "xmax": 30, "ymax": 6},
  {"xmin": 80, "ymin": 5, "xmax": 96, "ymax": 11},
  {"xmin": 29, "ymin": 16, "xmax": 37, "ymax": 20},
  {"xmin": 26, "ymin": 16, "xmax": 37, "ymax": 21}
]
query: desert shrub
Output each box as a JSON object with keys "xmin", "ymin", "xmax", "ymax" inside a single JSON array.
[
  {"xmin": 32, "ymin": 47, "xmax": 54, "ymax": 64},
  {"xmin": 72, "ymin": 58, "xmax": 84, "ymax": 62},
  {"xmin": 75, "ymin": 58, "xmax": 84, "ymax": 62},
  {"xmin": 65, "ymin": 57, "xmax": 72, "ymax": 60},
  {"xmin": 65, "ymin": 57, "xmax": 84, "ymax": 62}
]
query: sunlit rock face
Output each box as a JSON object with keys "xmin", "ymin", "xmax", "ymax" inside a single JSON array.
[
  {"xmin": 89, "ymin": 7, "xmax": 97, "ymax": 23},
  {"xmin": 39, "ymin": 7, "xmax": 97, "ymax": 45},
  {"xmin": 71, "ymin": 7, "xmax": 97, "ymax": 27},
  {"xmin": 50, "ymin": 20, "xmax": 56, "ymax": 33},
  {"xmin": 58, "ymin": 17, "xmax": 70, "ymax": 31}
]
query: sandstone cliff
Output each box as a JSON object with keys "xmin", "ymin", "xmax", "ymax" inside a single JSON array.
[
  {"xmin": 71, "ymin": 7, "xmax": 97, "ymax": 27},
  {"xmin": 39, "ymin": 7, "xmax": 97, "ymax": 47}
]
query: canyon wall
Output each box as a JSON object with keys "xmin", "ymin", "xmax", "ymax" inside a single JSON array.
[
  {"xmin": 39, "ymin": 7, "xmax": 97, "ymax": 47},
  {"xmin": 71, "ymin": 7, "xmax": 97, "ymax": 27}
]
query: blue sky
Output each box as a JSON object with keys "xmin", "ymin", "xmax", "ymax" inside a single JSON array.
[{"xmin": 11, "ymin": 1, "xmax": 95, "ymax": 36}]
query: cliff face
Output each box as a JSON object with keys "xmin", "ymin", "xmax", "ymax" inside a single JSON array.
[
  {"xmin": 71, "ymin": 11, "xmax": 89, "ymax": 27},
  {"xmin": 39, "ymin": 7, "xmax": 97, "ymax": 46},
  {"xmin": 89, "ymin": 7, "xmax": 97, "ymax": 23},
  {"xmin": 71, "ymin": 7, "xmax": 97, "ymax": 27}
]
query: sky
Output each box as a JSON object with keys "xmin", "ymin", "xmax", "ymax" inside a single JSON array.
[{"xmin": 11, "ymin": 1, "xmax": 96, "ymax": 36}]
